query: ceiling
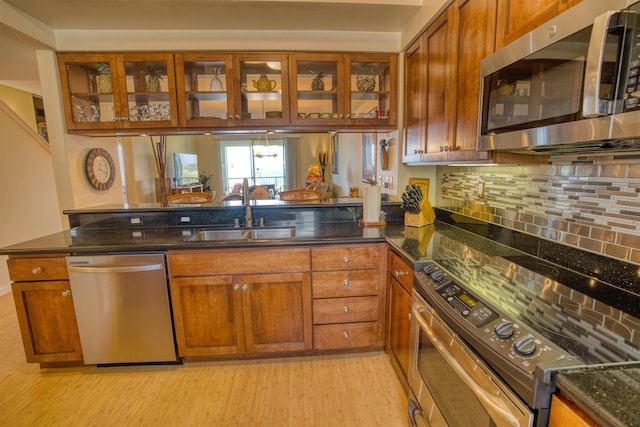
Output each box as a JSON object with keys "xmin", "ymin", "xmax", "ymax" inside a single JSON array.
[{"xmin": 0, "ymin": 0, "xmax": 423, "ymax": 87}]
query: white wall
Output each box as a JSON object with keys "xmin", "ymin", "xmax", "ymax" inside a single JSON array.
[{"xmin": 0, "ymin": 98, "xmax": 64, "ymax": 295}]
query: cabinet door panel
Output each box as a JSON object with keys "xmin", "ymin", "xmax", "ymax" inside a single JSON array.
[
  {"xmin": 451, "ymin": 0, "xmax": 497, "ymax": 157},
  {"xmin": 242, "ymin": 272, "xmax": 312, "ymax": 353},
  {"xmin": 170, "ymin": 276, "xmax": 245, "ymax": 356},
  {"xmin": 12, "ymin": 281, "xmax": 83, "ymax": 363},
  {"xmin": 403, "ymin": 37, "xmax": 426, "ymax": 162},
  {"xmin": 424, "ymin": 9, "xmax": 453, "ymax": 156},
  {"xmin": 388, "ymin": 279, "xmax": 413, "ymax": 378}
]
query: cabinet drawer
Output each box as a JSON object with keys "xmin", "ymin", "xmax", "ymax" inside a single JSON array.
[
  {"xmin": 168, "ymin": 247, "xmax": 310, "ymax": 276},
  {"xmin": 8, "ymin": 257, "xmax": 69, "ymax": 281},
  {"xmin": 312, "ymin": 245, "xmax": 381, "ymax": 271},
  {"xmin": 389, "ymin": 250, "xmax": 413, "ymax": 293},
  {"xmin": 312, "ymin": 270, "xmax": 378, "ymax": 298},
  {"xmin": 313, "ymin": 296, "xmax": 379, "ymax": 324},
  {"xmin": 313, "ymin": 322, "xmax": 378, "ymax": 350}
]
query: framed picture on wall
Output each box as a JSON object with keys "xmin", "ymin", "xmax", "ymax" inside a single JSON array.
[
  {"xmin": 362, "ymin": 133, "xmax": 376, "ymax": 181},
  {"xmin": 331, "ymin": 132, "xmax": 339, "ymax": 174}
]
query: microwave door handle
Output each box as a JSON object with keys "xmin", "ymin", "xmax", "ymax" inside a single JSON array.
[
  {"xmin": 583, "ymin": 11, "xmax": 620, "ymax": 118},
  {"xmin": 412, "ymin": 307, "xmax": 522, "ymax": 426}
]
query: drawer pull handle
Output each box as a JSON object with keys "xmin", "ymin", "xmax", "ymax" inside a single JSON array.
[
  {"xmin": 32, "ymin": 267, "xmax": 43, "ymax": 275},
  {"xmin": 343, "ymin": 279, "xmax": 350, "ymax": 287},
  {"xmin": 394, "ymin": 270, "xmax": 409, "ymax": 277},
  {"xmin": 233, "ymin": 284, "xmax": 241, "ymax": 291},
  {"xmin": 343, "ymin": 256, "xmax": 349, "ymax": 264},
  {"xmin": 343, "ymin": 305, "xmax": 349, "ymax": 313},
  {"xmin": 62, "ymin": 290, "xmax": 71, "ymax": 297},
  {"xmin": 241, "ymin": 284, "xmax": 248, "ymax": 291},
  {"xmin": 343, "ymin": 331, "xmax": 350, "ymax": 339}
]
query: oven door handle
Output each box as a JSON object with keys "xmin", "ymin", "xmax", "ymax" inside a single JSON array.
[{"xmin": 413, "ymin": 306, "xmax": 523, "ymax": 427}]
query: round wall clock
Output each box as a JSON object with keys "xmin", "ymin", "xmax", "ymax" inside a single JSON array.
[{"xmin": 84, "ymin": 147, "xmax": 116, "ymax": 191}]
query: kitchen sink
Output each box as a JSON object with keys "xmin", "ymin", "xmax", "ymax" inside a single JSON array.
[{"xmin": 187, "ymin": 227, "xmax": 296, "ymax": 242}]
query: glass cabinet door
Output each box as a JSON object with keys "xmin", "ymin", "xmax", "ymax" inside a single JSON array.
[
  {"xmin": 236, "ymin": 54, "xmax": 289, "ymax": 124},
  {"xmin": 121, "ymin": 53, "xmax": 177, "ymax": 128},
  {"xmin": 58, "ymin": 54, "xmax": 119, "ymax": 129},
  {"xmin": 348, "ymin": 56, "xmax": 396, "ymax": 124},
  {"xmin": 290, "ymin": 54, "xmax": 343, "ymax": 124},
  {"xmin": 175, "ymin": 53, "xmax": 234, "ymax": 127}
]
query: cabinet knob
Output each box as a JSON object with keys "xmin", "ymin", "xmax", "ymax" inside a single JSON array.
[
  {"xmin": 343, "ymin": 330, "xmax": 350, "ymax": 339},
  {"xmin": 62, "ymin": 290, "xmax": 71, "ymax": 297},
  {"xmin": 32, "ymin": 267, "xmax": 43, "ymax": 275},
  {"xmin": 235, "ymin": 115, "xmax": 241, "ymax": 120},
  {"xmin": 241, "ymin": 284, "xmax": 248, "ymax": 291},
  {"xmin": 343, "ymin": 256, "xmax": 349, "ymax": 264},
  {"xmin": 233, "ymin": 283, "xmax": 241, "ymax": 291},
  {"xmin": 339, "ymin": 114, "xmax": 344, "ymax": 119},
  {"xmin": 408, "ymin": 313, "xmax": 412, "ymax": 320},
  {"xmin": 343, "ymin": 305, "xmax": 349, "ymax": 313},
  {"xmin": 394, "ymin": 270, "xmax": 408, "ymax": 277},
  {"xmin": 343, "ymin": 279, "xmax": 350, "ymax": 287}
]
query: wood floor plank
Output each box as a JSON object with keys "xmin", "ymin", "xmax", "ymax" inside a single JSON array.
[{"xmin": 0, "ymin": 293, "xmax": 409, "ymax": 426}]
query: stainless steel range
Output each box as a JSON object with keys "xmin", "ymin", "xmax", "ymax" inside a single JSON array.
[{"xmin": 407, "ymin": 243, "xmax": 640, "ymax": 426}]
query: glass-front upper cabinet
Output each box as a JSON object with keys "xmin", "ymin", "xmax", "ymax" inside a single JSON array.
[
  {"xmin": 175, "ymin": 53, "xmax": 234, "ymax": 128},
  {"xmin": 290, "ymin": 54, "xmax": 344, "ymax": 125},
  {"xmin": 235, "ymin": 53, "xmax": 289, "ymax": 125},
  {"xmin": 57, "ymin": 53, "xmax": 177, "ymax": 132},
  {"xmin": 347, "ymin": 54, "xmax": 397, "ymax": 126}
]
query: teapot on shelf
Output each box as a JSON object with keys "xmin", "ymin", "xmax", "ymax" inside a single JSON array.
[{"xmin": 253, "ymin": 73, "xmax": 277, "ymax": 92}]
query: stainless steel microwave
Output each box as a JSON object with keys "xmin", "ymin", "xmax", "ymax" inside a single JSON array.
[{"xmin": 478, "ymin": 0, "xmax": 640, "ymax": 154}]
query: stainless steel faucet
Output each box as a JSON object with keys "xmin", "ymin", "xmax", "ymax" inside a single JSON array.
[{"xmin": 243, "ymin": 177, "xmax": 252, "ymax": 228}]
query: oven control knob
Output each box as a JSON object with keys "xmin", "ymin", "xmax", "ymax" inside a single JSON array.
[
  {"xmin": 431, "ymin": 270, "xmax": 445, "ymax": 282},
  {"xmin": 494, "ymin": 321, "xmax": 515, "ymax": 339},
  {"xmin": 514, "ymin": 336, "xmax": 537, "ymax": 356}
]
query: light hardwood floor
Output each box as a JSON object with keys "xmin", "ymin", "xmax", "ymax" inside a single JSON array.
[{"xmin": 0, "ymin": 293, "xmax": 409, "ymax": 426}]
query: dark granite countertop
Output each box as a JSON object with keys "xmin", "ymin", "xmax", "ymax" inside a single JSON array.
[{"xmin": 554, "ymin": 364, "xmax": 640, "ymax": 427}]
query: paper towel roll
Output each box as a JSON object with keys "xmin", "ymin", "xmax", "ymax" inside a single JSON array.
[{"xmin": 362, "ymin": 185, "xmax": 381, "ymax": 223}]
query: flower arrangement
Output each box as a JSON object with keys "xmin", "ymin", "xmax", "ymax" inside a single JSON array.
[{"xmin": 306, "ymin": 163, "xmax": 323, "ymax": 181}]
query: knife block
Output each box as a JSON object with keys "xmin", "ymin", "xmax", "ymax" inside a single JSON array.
[{"xmin": 404, "ymin": 179, "xmax": 435, "ymax": 228}]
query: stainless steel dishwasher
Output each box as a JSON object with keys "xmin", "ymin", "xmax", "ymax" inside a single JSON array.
[{"xmin": 66, "ymin": 253, "xmax": 178, "ymax": 365}]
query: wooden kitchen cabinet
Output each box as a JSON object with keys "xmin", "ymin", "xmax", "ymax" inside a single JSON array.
[
  {"xmin": 174, "ymin": 52, "xmax": 235, "ymax": 128},
  {"xmin": 8, "ymin": 256, "xmax": 84, "ymax": 365},
  {"xmin": 402, "ymin": 6, "xmax": 454, "ymax": 163},
  {"xmin": 289, "ymin": 52, "xmax": 397, "ymax": 128},
  {"xmin": 402, "ymin": 0, "xmax": 548, "ymax": 165},
  {"xmin": 57, "ymin": 52, "xmax": 178, "ymax": 133},
  {"xmin": 495, "ymin": 0, "xmax": 582, "ymax": 50},
  {"xmin": 167, "ymin": 247, "xmax": 312, "ymax": 358},
  {"xmin": 311, "ymin": 244, "xmax": 387, "ymax": 350},
  {"xmin": 386, "ymin": 249, "xmax": 413, "ymax": 385},
  {"xmin": 549, "ymin": 393, "xmax": 599, "ymax": 427}
]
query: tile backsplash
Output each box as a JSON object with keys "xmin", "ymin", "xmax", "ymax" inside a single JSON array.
[{"xmin": 436, "ymin": 153, "xmax": 640, "ymax": 265}]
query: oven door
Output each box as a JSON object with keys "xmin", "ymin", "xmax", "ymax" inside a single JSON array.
[{"xmin": 408, "ymin": 291, "xmax": 533, "ymax": 427}]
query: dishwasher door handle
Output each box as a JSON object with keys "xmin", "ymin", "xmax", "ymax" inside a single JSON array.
[{"xmin": 67, "ymin": 264, "xmax": 163, "ymax": 274}]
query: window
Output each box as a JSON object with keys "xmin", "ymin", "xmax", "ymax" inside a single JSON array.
[{"xmin": 220, "ymin": 139, "xmax": 286, "ymax": 196}]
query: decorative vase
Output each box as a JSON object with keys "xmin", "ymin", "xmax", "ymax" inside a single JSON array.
[
  {"xmin": 146, "ymin": 75, "xmax": 161, "ymax": 92},
  {"xmin": 362, "ymin": 185, "xmax": 382, "ymax": 223},
  {"xmin": 209, "ymin": 67, "xmax": 224, "ymax": 91},
  {"xmin": 311, "ymin": 76, "xmax": 325, "ymax": 91},
  {"xmin": 96, "ymin": 74, "xmax": 112, "ymax": 93},
  {"xmin": 155, "ymin": 177, "xmax": 172, "ymax": 204},
  {"xmin": 253, "ymin": 74, "xmax": 276, "ymax": 92},
  {"xmin": 356, "ymin": 74, "xmax": 376, "ymax": 92}
]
